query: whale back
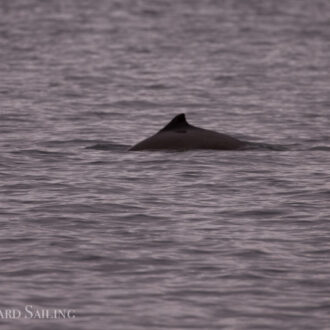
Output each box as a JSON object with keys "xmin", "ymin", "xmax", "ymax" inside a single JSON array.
[{"xmin": 130, "ymin": 113, "xmax": 245, "ymax": 151}]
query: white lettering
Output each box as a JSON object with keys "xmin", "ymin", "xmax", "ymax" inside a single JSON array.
[
  {"xmin": 67, "ymin": 310, "xmax": 76, "ymax": 319},
  {"xmin": 0, "ymin": 306, "xmax": 76, "ymax": 320},
  {"xmin": 24, "ymin": 305, "xmax": 33, "ymax": 318},
  {"xmin": 0, "ymin": 309, "xmax": 21, "ymax": 319}
]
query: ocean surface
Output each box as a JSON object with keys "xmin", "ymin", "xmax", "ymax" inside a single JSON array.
[{"xmin": 1, "ymin": 0, "xmax": 330, "ymax": 329}]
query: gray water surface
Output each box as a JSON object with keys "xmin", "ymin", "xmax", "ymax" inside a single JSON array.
[{"xmin": 1, "ymin": 0, "xmax": 330, "ymax": 329}]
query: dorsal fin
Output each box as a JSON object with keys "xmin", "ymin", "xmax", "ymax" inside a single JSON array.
[{"xmin": 159, "ymin": 113, "xmax": 191, "ymax": 132}]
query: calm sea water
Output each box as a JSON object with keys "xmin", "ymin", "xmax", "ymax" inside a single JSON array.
[{"xmin": 1, "ymin": 0, "xmax": 330, "ymax": 329}]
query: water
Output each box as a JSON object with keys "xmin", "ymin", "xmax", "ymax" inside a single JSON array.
[{"xmin": 1, "ymin": 0, "xmax": 330, "ymax": 329}]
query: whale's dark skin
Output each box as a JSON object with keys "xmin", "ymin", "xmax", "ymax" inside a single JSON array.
[{"xmin": 129, "ymin": 114, "xmax": 247, "ymax": 151}]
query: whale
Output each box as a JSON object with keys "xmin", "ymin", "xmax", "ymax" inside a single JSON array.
[{"xmin": 129, "ymin": 113, "xmax": 247, "ymax": 151}]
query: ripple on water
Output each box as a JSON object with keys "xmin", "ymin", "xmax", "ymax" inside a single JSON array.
[{"xmin": 1, "ymin": 0, "xmax": 330, "ymax": 329}]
